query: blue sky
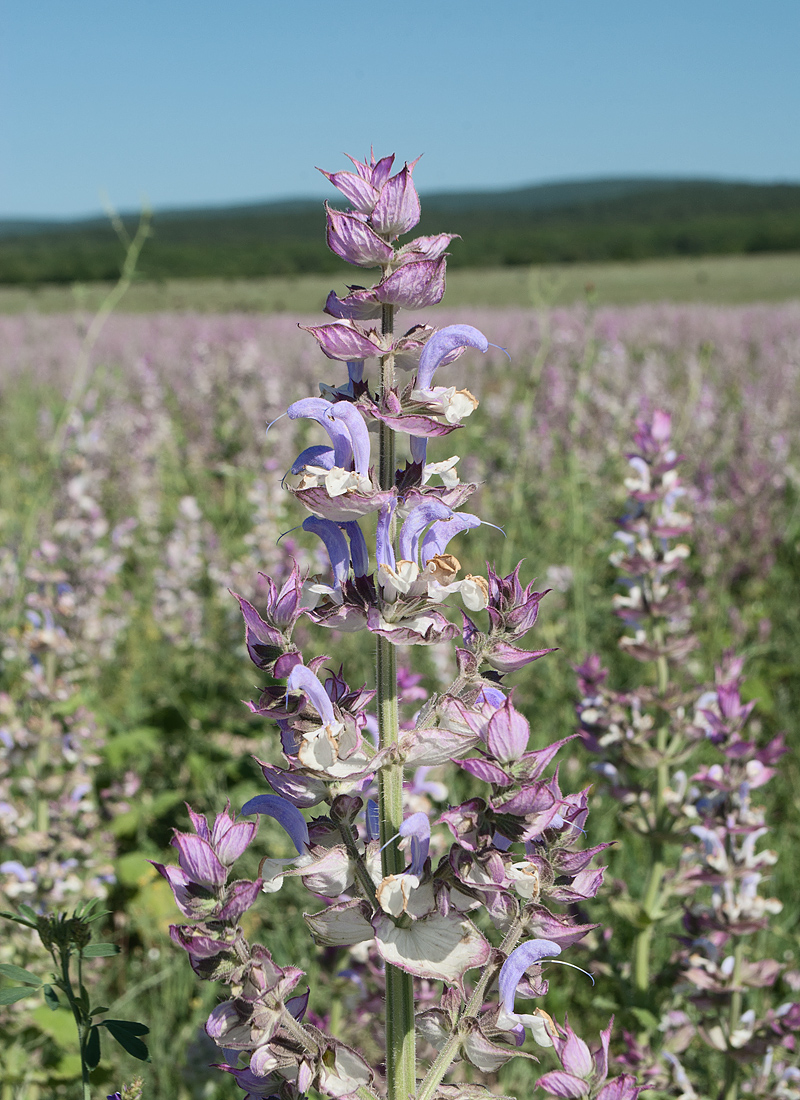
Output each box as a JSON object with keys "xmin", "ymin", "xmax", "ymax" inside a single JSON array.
[{"xmin": 2, "ymin": 0, "xmax": 799, "ymax": 219}]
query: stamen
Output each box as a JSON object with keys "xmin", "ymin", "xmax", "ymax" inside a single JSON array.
[
  {"xmin": 487, "ymin": 342, "xmax": 511, "ymax": 361},
  {"xmin": 546, "ymin": 958, "xmax": 595, "ymax": 986},
  {"xmin": 266, "ymin": 411, "xmax": 288, "ymax": 435}
]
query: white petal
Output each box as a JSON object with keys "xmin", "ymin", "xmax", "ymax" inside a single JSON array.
[{"xmin": 374, "ymin": 912, "xmax": 490, "ymax": 982}]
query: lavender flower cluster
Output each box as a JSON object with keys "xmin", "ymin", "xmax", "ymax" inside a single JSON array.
[
  {"xmin": 157, "ymin": 151, "xmax": 643, "ymax": 1100},
  {"xmin": 576, "ymin": 411, "xmax": 800, "ymax": 1099}
]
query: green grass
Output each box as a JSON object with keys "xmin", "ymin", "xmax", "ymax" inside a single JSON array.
[{"xmin": 0, "ymin": 251, "xmax": 798, "ymax": 316}]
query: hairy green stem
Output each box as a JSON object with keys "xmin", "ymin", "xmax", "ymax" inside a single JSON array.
[
  {"xmin": 338, "ymin": 821, "xmax": 380, "ymax": 911},
  {"xmin": 376, "ymin": 302, "xmax": 416, "ymax": 1100},
  {"xmin": 632, "ymin": 620, "xmax": 673, "ymax": 999},
  {"xmin": 720, "ymin": 941, "xmax": 745, "ymax": 1100},
  {"xmin": 59, "ymin": 948, "xmax": 91, "ymax": 1100}
]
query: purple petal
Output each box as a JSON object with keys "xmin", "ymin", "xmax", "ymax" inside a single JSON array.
[
  {"xmin": 376, "ymin": 500, "xmax": 396, "ymax": 571},
  {"xmin": 324, "ymin": 287, "xmax": 382, "ymax": 320},
  {"xmin": 234, "ymin": 594, "xmax": 283, "ymax": 649},
  {"xmin": 170, "ymin": 926, "xmax": 230, "ymax": 959},
  {"xmin": 341, "ymin": 521, "xmax": 369, "ymax": 577},
  {"xmin": 485, "ymin": 699, "xmax": 531, "ymax": 763},
  {"xmin": 499, "ymin": 939, "xmax": 562, "ymax": 1015},
  {"xmin": 517, "ymin": 736, "xmax": 578, "ymax": 781},
  {"xmin": 523, "ymin": 908, "xmax": 599, "ymax": 948},
  {"xmin": 272, "ymin": 566, "xmax": 305, "ymax": 626},
  {"xmin": 327, "ymin": 403, "xmax": 372, "ymax": 477},
  {"xmin": 416, "ymin": 325, "xmax": 489, "ymax": 391},
  {"xmin": 213, "ymin": 819, "xmax": 257, "ymax": 865},
  {"xmin": 399, "ymin": 811, "xmax": 431, "ymax": 875},
  {"xmin": 557, "ymin": 1028, "xmax": 594, "ymax": 1078},
  {"xmin": 325, "ymin": 205, "xmax": 394, "ymax": 267},
  {"xmin": 292, "ymin": 485, "xmax": 395, "ymax": 523},
  {"xmin": 458, "ymin": 758, "xmax": 512, "ymax": 785},
  {"xmin": 318, "ymin": 168, "xmax": 379, "ymax": 214},
  {"xmin": 258, "ymin": 761, "xmax": 328, "ymax": 808},
  {"xmin": 367, "ymin": 608, "xmax": 459, "ymax": 647},
  {"xmin": 303, "ymin": 517, "xmax": 350, "ymax": 587},
  {"xmin": 368, "ymin": 153, "xmax": 394, "ymax": 188},
  {"xmin": 286, "ymin": 664, "xmax": 336, "ymax": 726},
  {"xmin": 365, "ymin": 799, "xmax": 380, "ymax": 841},
  {"xmin": 420, "ymin": 513, "xmax": 481, "ymax": 565},
  {"xmin": 217, "ymin": 879, "xmax": 262, "ymax": 921},
  {"xmin": 398, "ymin": 500, "xmax": 452, "ymax": 562},
  {"xmin": 300, "ymin": 320, "xmax": 382, "ymax": 361},
  {"xmin": 171, "ymin": 833, "xmax": 228, "ymax": 887},
  {"xmin": 291, "ymin": 445, "xmax": 335, "ymax": 474},
  {"xmin": 149, "ymin": 862, "xmax": 199, "ymax": 918},
  {"xmin": 397, "ymin": 233, "xmax": 458, "ymax": 263},
  {"xmin": 186, "ymin": 805, "xmax": 210, "ymax": 841},
  {"xmin": 241, "ymin": 794, "xmax": 309, "ymax": 855},
  {"xmin": 595, "ymin": 1075, "xmax": 645, "ymax": 1100},
  {"xmin": 410, "ymin": 435, "xmax": 427, "ymax": 464},
  {"xmin": 370, "ymin": 160, "xmax": 421, "ymax": 237},
  {"xmin": 534, "ymin": 1071, "xmax": 590, "ymax": 1098},
  {"xmin": 285, "ymin": 989, "xmax": 310, "ymax": 1021},
  {"xmin": 287, "ymin": 398, "xmax": 353, "ymax": 468},
  {"xmin": 368, "ymin": 407, "xmax": 462, "ymax": 438},
  {"xmin": 485, "ymin": 641, "xmax": 557, "ymax": 674},
  {"xmin": 374, "ymin": 258, "xmax": 447, "ymax": 309}
]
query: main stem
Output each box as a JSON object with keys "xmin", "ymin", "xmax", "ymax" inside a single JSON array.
[
  {"xmin": 377, "ymin": 302, "xmax": 416, "ymax": 1100},
  {"xmin": 633, "ymin": 627, "xmax": 670, "ymax": 998},
  {"xmin": 61, "ymin": 948, "xmax": 91, "ymax": 1100}
]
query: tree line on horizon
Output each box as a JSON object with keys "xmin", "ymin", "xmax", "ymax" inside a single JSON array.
[{"xmin": 2, "ymin": 178, "xmax": 799, "ymax": 284}]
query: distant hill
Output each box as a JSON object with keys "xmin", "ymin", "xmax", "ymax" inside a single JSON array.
[{"xmin": 1, "ymin": 177, "xmax": 799, "ymax": 285}]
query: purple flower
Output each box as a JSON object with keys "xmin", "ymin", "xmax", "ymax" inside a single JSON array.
[{"xmin": 497, "ymin": 939, "xmax": 562, "ymax": 1042}]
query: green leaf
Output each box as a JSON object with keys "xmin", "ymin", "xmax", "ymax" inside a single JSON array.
[
  {"xmin": 85, "ymin": 908, "xmax": 111, "ymax": 924},
  {"xmin": 82, "ymin": 943, "xmax": 120, "ymax": 958},
  {"xmin": 101, "ymin": 1019, "xmax": 150, "ymax": 1061},
  {"xmin": 0, "ymin": 964, "xmax": 41, "ymax": 986},
  {"xmin": 18, "ymin": 903, "xmax": 40, "ymax": 923},
  {"xmin": 101, "ymin": 1018, "xmax": 149, "ymax": 1036},
  {"xmin": 90, "ymin": 1005, "xmax": 109, "ymax": 1016},
  {"xmin": 84, "ymin": 1025, "xmax": 101, "ymax": 1069},
  {"xmin": 0, "ymin": 987, "xmax": 34, "ymax": 1005},
  {"xmin": 43, "ymin": 985, "xmax": 61, "ymax": 1010},
  {"xmin": 0, "ymin": 910, "xmax": 37, "ymax": 929}
]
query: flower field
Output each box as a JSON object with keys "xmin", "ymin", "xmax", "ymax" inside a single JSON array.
[{"xmin": 1, "ymin": 297, "xmax": 799, "ymax": 1098}]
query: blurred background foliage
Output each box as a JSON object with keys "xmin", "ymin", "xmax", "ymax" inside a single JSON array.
[{"xmin": 0, "ymin": 286, "xmax": 799, "ymax": 1096}]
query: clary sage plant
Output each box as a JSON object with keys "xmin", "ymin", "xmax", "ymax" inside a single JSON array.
[{"xmin": 159, "ymin": 149, "xmax": 642, "ymax": 1100}]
